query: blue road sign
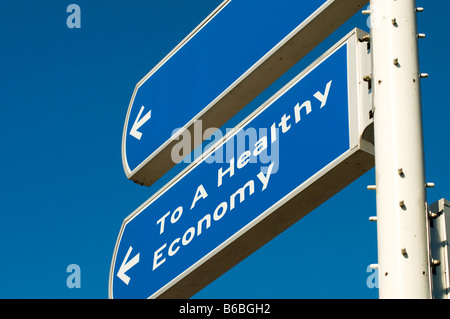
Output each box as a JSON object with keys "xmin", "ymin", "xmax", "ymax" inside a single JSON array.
[
  {"xmin": 111, "ymin": 30, "xmax": 374, "ymax": 299},
  {"xmin": 122, "ymin": 0, "xmax": 369, "ymax": 186}
]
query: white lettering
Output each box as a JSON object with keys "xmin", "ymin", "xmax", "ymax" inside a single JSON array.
[
  {"xmin": 230, "ymin": 180, "xmax": 254, "ymax": 211},
  {"xmin": 270, "ymin": 123, "xmax": 277, "ymax": 144},
  {"xmin": 197, "ymin": 214, "xmax": 211, "ymax": 236},
  {"xmin": 237, "ymin": 150, "xmax": 251, "ymax": 169},
  {"xmin": 191, "ymin": 184, "xmax": 208, "ymax": 210},
  {"xmin": 257, "ymin": 162, "xmax": 275, "ymax": 191},
  {"xmin": 168, "ymin": 238, "xmax": 180, "ymax": 257},
  {"xmin": 153, "ymin": 79, "xmax": 335, "ymax": 272},
  {"xmin": 157, "ymin": 211, "xmax": 171, "ymax": 235},
  {"xmin": 218, "ymin": 157, "xmax": 235, "ymax": 187},
  {"xmin": 170, "ymin": 206, "xmax": 183, "ymax": 224},
  {"xmin": 314, "ymin": 80, "xmax": 332, "ymax": 108},
  {"xmin": 153, "ymin": 244, "xmax": 167, "ymax": 270},
  {"xmin": 253, "ymin": 136, "xmax": 268, "ymax": 157},
  {"xmin": 278, "ymin": 113, "xmax": 291, "ymax": 133},
  {"xmin": 213, "ymin": 202, "xmax": 228, "ymax": 221},
  {"xmin": 182, "ymin": 227, "xmax": 196, "ymax": 246},
  {"xmin": 294, "ymin": 101, "xmax": 312, "ymax": 123}
]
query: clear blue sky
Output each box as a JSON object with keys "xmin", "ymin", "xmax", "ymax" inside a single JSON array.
[{"xmin": 0, "ymin": 0, "xmax": 448, "ymax": 299}]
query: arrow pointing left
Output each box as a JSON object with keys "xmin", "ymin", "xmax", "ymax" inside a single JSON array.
[
  {"xmin": 129, "ymin": 106, "xmax": 151, "ymax": 140},
  {"xmin": 117, "ymin": 246, "xmax": 140, "ymax": 285}
]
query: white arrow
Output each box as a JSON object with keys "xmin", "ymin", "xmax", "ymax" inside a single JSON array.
[
  {"xmin": 129, "ymin": 106, "xmax": 151, "ymax": 140},
  {"xmin": 117, "ymin": 246, "xmax": 140, "ymax": 285}
]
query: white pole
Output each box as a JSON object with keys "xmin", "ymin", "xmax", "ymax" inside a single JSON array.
[{"xmin": 370, "ymin": 0, "xmax": 431, "ymax": 298}]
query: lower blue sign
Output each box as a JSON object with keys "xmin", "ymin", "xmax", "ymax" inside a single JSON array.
[{"xmin": 110, "ymin": 30, "xmax": 373, "ymax": 299}]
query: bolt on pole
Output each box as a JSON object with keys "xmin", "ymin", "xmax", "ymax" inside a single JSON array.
[{"xmin": 370, "ymin": 0, "xmax": 431, "ymax": 298}]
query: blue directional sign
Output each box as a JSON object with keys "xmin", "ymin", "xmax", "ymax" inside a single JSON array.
[
  {"xmin": 111, "ymin": 30, "xmax": 374, "ymax": 299},
  {"xmin": 122, "ymin": 0, "xmax": 369, "ymax": 186}
]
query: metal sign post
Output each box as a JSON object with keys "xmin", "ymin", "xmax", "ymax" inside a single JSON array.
[
  {"xmin": 429, "ymin": 199, "xmax": 450, "ymax": 299},
  {"xmin": 370, "ymin": 0, "xmax": 431, "ymax": 298}
]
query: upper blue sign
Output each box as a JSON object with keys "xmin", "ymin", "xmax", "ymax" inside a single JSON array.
[
  {"xmin": 121, "ymin": 0, "xmax": 368, "ymax": 186},
  {"xmin": 111, "ymin": 31, "xmax": 374, "ymax": 298}
]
